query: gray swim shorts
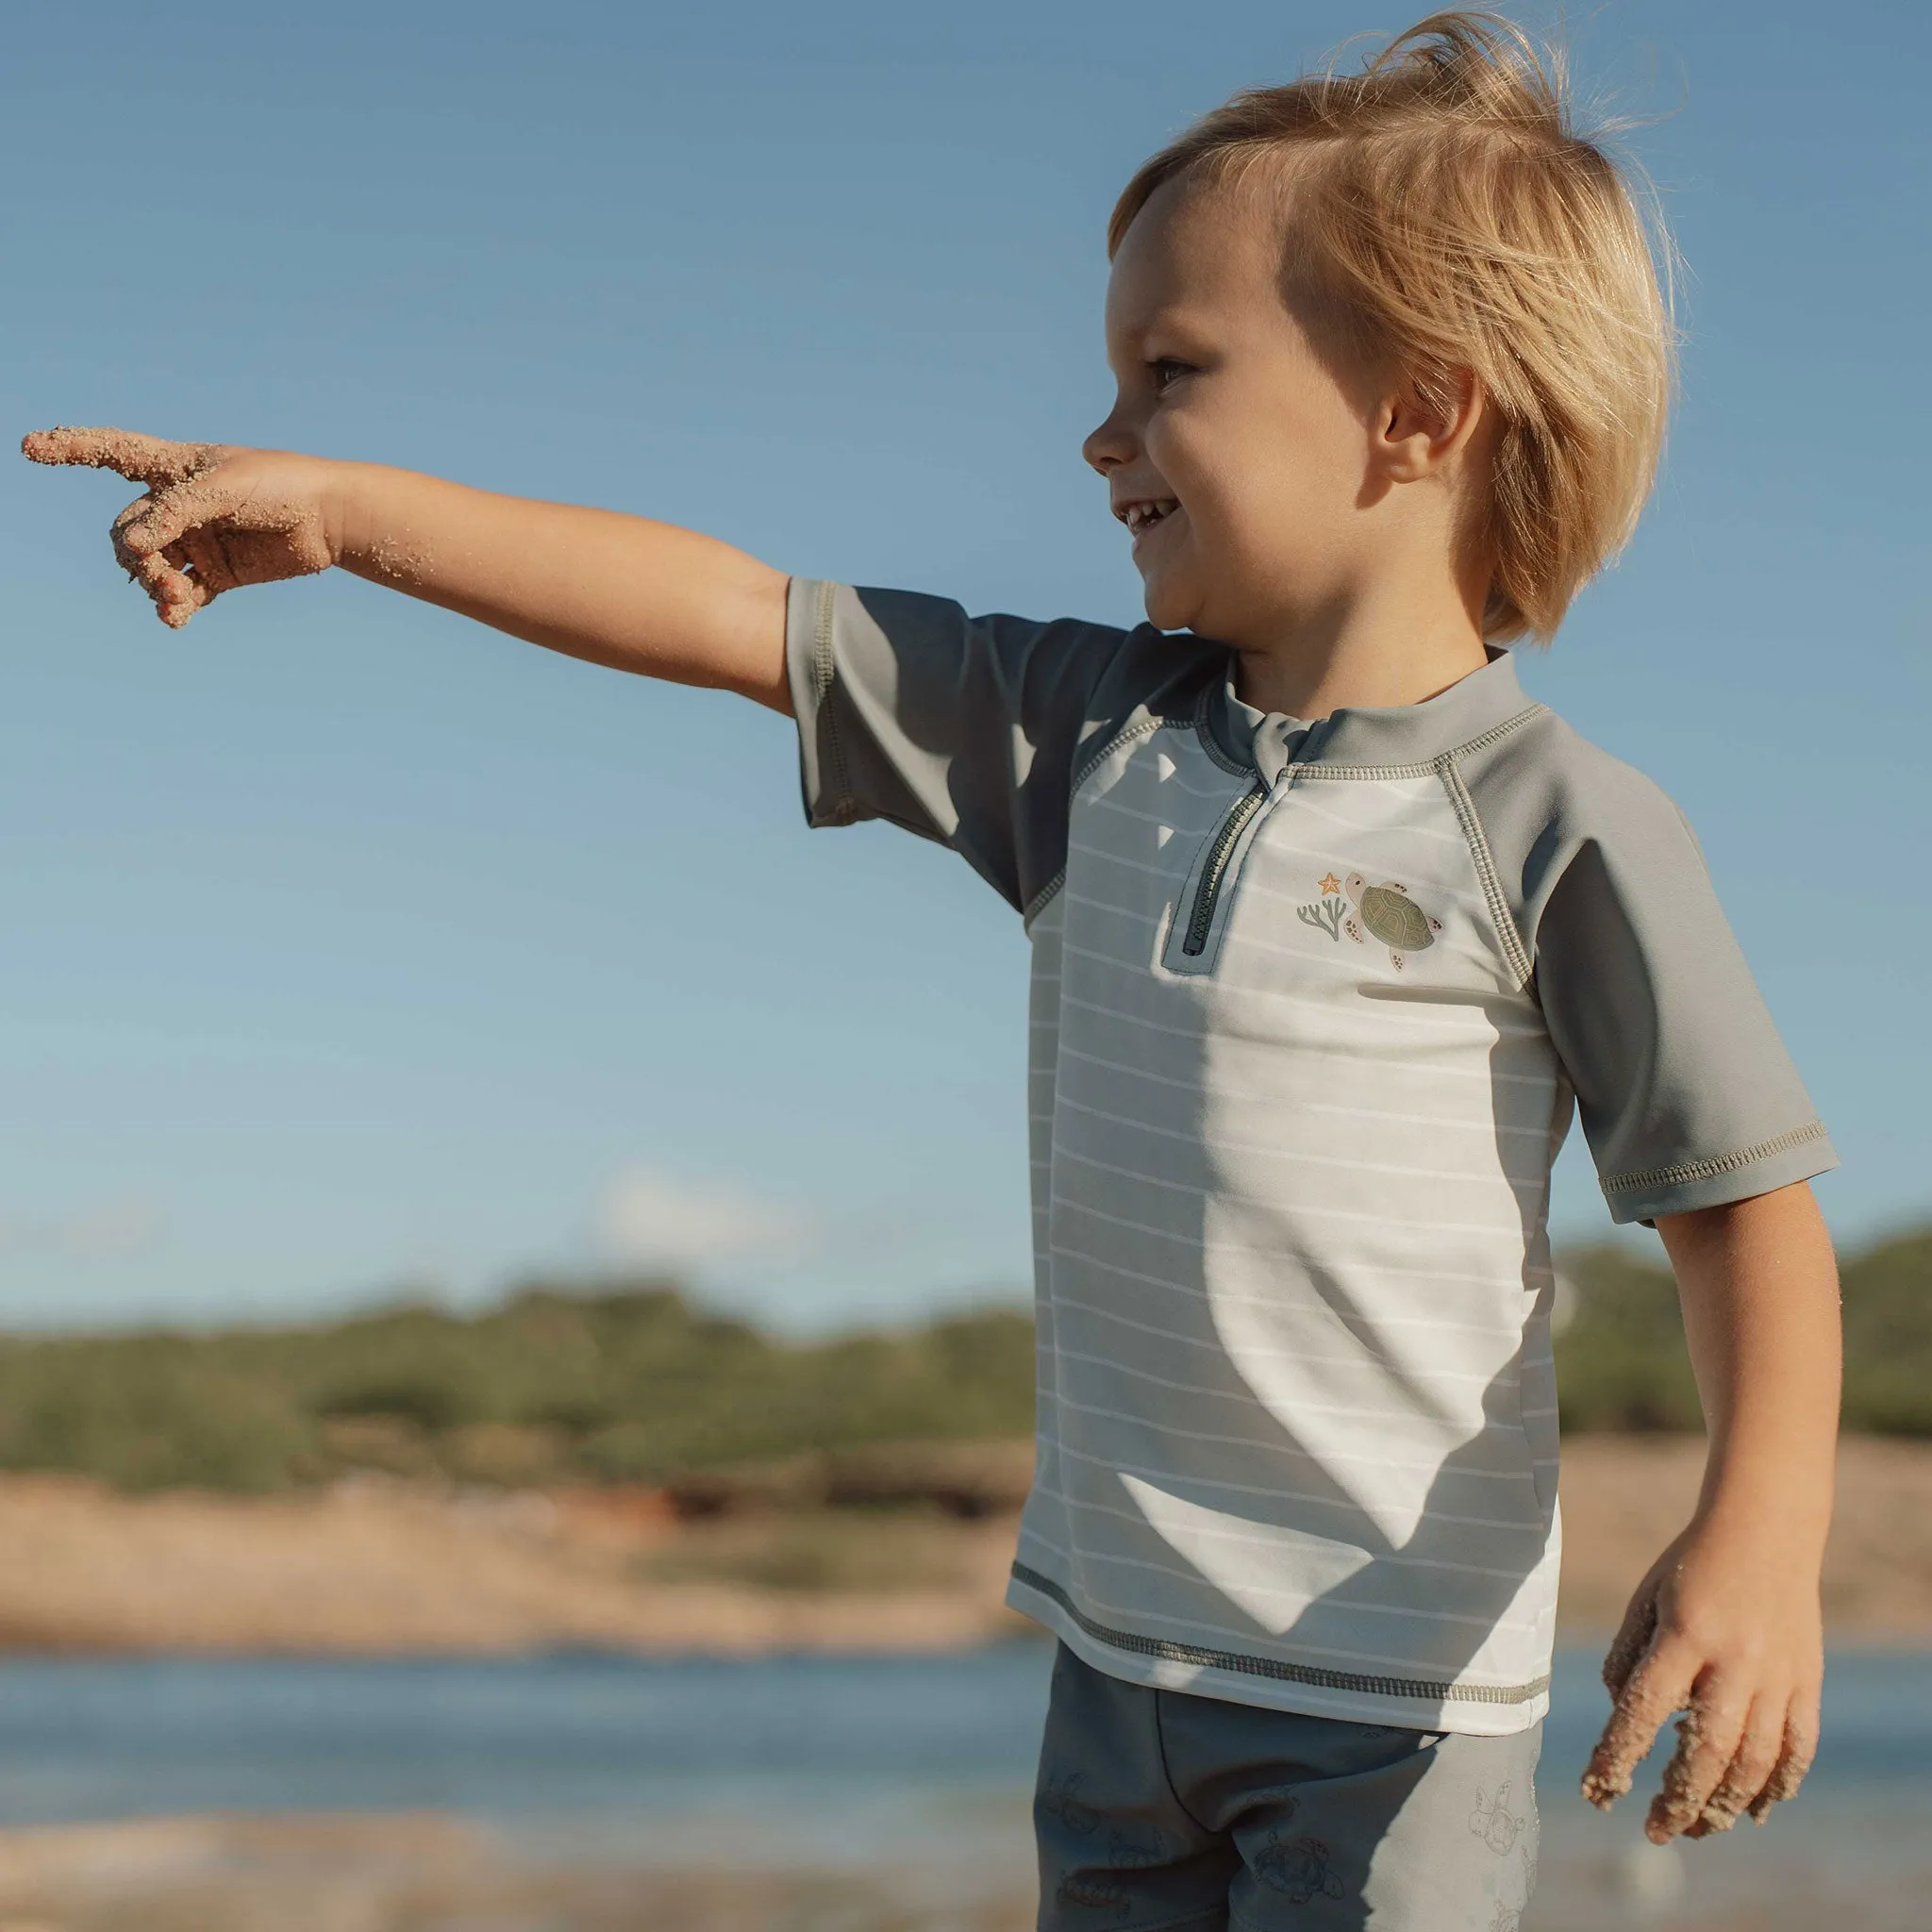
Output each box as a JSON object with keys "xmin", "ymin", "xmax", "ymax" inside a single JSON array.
[{"xmin": 1035, "ymin": 1644, "xmax": 1541, "ymax": 1932}]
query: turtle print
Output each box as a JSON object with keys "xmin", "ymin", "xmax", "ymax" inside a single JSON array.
[
  {"xmin": 1038, "ymin": 1773, "xmax": 1101, "ymax": 1836},
  {"xmin": 1056, "ymin": 1873, "xmax": 1132, "ymax": 1921},
  {"xmin": 1252, "ymin": 1831, "xmax": 1345, "ymax": 1904},
  {"xmin": 1342, "ymin": 872, "xmax": 1442, "ymax": 972},
  {"xmin": 1469, "ymin": 1784, "xmax": 1526, "ymax": 1856}
]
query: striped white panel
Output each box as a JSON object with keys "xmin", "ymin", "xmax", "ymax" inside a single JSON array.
[{"xmin": 1010, "ymin": 719, "xmax": 1568, "ymax": 1728}]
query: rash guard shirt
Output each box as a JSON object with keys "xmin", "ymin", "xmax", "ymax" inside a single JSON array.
[{"xmin": 787, "ymin": 578, "xmax": 1836, "ymax": 1734}]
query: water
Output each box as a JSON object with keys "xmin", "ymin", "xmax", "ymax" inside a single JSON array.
[
  {"xmin": 0, "ymin": 1645, "xmax": 1053, "ymax": 1864},
  {"xmin": 0, "ymin": 1645, "xmax": 1927, "ymax": 1924}
]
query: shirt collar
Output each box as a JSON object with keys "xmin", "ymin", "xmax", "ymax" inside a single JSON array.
[{"xmin": 1208, "ymin": 648, "xmax": 1535, "ymax": 786}]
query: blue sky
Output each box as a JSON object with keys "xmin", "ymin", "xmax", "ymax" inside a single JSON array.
[{"xmin": 2, "ymin": 0, "xmax": 1924, "ymax": 1331}]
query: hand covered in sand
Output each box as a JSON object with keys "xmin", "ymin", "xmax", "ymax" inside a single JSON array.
[
  {"xmin": 1580, "ymin": 1518, "xmax": 1822, "ymax": 1842},
  {"xmin": 23, "ymin": 427, "xmax": 341, "ymax": 629}
]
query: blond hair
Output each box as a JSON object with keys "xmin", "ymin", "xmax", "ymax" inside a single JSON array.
[{"xmin": 1109, "ymin": 9, "xmax": 1674, "ymax": 642}]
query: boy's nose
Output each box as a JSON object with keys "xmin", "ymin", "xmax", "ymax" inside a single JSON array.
[{"xmin": 1082, "ymin": 411, "xmax": 1134, "ymax": 475}]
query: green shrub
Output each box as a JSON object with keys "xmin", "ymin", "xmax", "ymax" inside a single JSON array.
[
  {"xmin": 1555, "ymin": 1225, "xmax": 1932, "ymax": 1437},
  {"xmin": 1554, "ymin": 1244, "xmax": 1702, "ymax": 1432},
  {"xmin": 0, "ymin": 1336, "xmax": 313, "ymax": 1491},
  {"xmin": 1841, "ymin": 1231, "xmax": 1932, "ymax": 1435},
  {"xmin": 0, "ymin": 1287, "xmax": 1039, "ymax": 1493},
  {"xmin": 0, "ymin": 1224, "xmax": 1924, "ymax": 1494}
]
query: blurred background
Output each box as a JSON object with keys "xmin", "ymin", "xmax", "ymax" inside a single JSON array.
[{"xmin": 0, "ymin": 0, "xmax": 1926, "ymax": 1926}]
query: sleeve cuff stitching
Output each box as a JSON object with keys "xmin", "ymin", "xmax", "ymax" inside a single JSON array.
[
  {"xmin": 1602, "ymin": 1120, "xmax": 1831, "ymax": 1197},
  {"xmin": 808, "ymin": 579, "xmax": 855, "ymax": 818}
]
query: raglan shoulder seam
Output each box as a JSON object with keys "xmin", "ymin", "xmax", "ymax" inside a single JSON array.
[
  {"xmin": 1438, "ymin": 702, "xmax": 1673, "ymax": 986},
  {"xmin": 1071, "ymin": 711, "xmax": 1172, "ymax": 797},
  {"xmin": 1024, "ymin": 709, "xmax": 1191, "ymax": 930},
  {"xmin": 1438, "ymin": 755, "xmax": 1536, "ymax": 989}
]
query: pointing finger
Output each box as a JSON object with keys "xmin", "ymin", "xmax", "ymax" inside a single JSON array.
[{"xmin": 22, "ymin": 426, "xmax": 223, "ymax": 490}]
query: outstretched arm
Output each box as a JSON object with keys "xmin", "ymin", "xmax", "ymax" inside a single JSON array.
[
  {"xmin": 1580, "ymin": 1179, "xmax": 1841, "ymax": 1840},
  {"xmin": 22, "ymin": 427, "xmax": 791, "ymax": 710}
]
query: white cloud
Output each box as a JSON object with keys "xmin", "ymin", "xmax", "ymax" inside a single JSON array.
[{"xmin": 594, "ymin": 1165, "xmax": 814, "ymax": 1274}]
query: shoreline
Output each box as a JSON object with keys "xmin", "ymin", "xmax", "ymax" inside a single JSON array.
[{"xmin": 2, "ymin": 1435, "xmax": 1927, "ymax": 1657}]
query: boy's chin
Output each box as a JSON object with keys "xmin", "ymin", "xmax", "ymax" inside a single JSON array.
[{"xmin": 1139, "ymin": 576, "xmax": 1200, "ymax": 635}]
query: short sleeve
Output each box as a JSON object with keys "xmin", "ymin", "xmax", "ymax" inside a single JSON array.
[
  {"xmin": 786, "ymin": 577, "xmax": 1197, "ymax": 918},
  {"xmin": 1463, "ymin": 715, "xmax": 1837, "ymax": 1224}
]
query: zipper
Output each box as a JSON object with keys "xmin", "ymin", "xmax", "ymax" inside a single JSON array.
[{"xmin": 1180, "ymin": 780, "xmax": 1270, "ymax": 956}]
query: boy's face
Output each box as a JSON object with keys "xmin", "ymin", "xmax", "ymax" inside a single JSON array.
[{"xmin": 1086, "ymin": 173, "xmax": 1386, "ymax": 656}]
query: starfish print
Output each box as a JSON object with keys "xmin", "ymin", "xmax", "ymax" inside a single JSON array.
[{"xmin": 1319, "ymin": 874, "xmax": 1341, "ymax": 895}]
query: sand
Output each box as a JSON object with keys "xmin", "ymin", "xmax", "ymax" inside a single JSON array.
[
  {"xmin": 0, "ymin": 1474, "xmax": 1028, "ymax": 1657},
  {"xmin": 0, "ymin": 1436, "xmax": 1928, "ymax": 1658},
  {"xmin": 1554, "ymin": 1434, "xmax": 1932, "ymax": 1642},
  {"xmin": 1, "ymin": 1439, "xmax": 1927, "ymax": 1931},
  {"xmin": 0, "ymin": 1813, "xmax": 1036, "ymax": 1932},
  {"xmin": 2, "ymin": 1803, "xmax": 1930, "ymax": 1932}
]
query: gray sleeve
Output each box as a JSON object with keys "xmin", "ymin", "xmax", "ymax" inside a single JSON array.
[
  {"xmin": 786, "ymin": 576, "xmax": 1193, "ymax": 917},
  {"xmin": 1461, "ymin": 714, "xmax": 1837, "ymax": 1224}
]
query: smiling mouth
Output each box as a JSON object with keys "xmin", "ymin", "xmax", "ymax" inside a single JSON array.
[{"xmin": 1116, "ymin": 498, "xmax": 1179, "ymax": 538}]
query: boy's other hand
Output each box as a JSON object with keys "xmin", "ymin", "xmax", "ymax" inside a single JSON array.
[
  {"xmin": 23, "ymin": 427, "xmax": 341, "ymax": 629},
  {"xmin": 1580, "ymin": 1516, "xmax": 1823, "ymax": 1842},
  {"xmin": 1580, "ymin": 1184, "xmax": 1839, "ymax": 1844}
]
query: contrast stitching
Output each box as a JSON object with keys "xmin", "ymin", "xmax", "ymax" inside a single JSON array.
[
  {"xmin": 810, "ymin": 580, "xmax": 857, "ymax": 823},
  {"xmin": 1032, "ymin": 713, "xmax": 1187, "ymax": 932},
  {"xmin": 1449, "ymin": 704, "xmax": 1550, "ymax": 761},
  {"xmin": 1010, "ymin": 1562, "xmax": 1551, "ymax": 1706},
  {"xmin": 1603, "ymin": 1121, "xmax": 1832, "ymax": 1197},
  {"xmin": 1439, "ymin": 759, "xmax": 1533, "ymax": 989},
  {"xmin": 1289, "ymin": 758, "xmax": 1440, "ymax": 782},
  {"xmin": 1072, "ymin": 713, "xmax": 1171, "ymax": 798},
  {"xmin": 1283, "ymin": 705, "xmax": 1547, "ymax": 783},
  {"xmin": 1023, "ymin": 867, "xmax": 1067, "ymax": 930}
]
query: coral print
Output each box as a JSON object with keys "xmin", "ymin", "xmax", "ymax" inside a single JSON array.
[
  {"xmin": 1341, "ymin": 872, "xmax": 1442, "ymax": 971},
  {"xmin": 1295, "ymin": 869, "xmax": 1349, "ymax": 941}
]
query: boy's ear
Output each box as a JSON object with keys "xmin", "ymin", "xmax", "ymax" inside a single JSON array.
[{"xmin": 1375, "ymin": 366, "xmax": 1488, "ymax": 483}]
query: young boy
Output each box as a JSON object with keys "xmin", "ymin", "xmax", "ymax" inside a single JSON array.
[{"xmin": 26, "ymin": 11, "xmax": 1841, "ymax": 1927}]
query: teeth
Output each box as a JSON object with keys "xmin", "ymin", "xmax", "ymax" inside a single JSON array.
[{"xmin": 1122, "ymin": 500, "xmax": 1176, "ymax": 534}]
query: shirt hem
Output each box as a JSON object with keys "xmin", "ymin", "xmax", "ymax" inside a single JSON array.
[{"xmin": 1006, "ymin": 1563, "xmax": 1550, "ymax": 1739}]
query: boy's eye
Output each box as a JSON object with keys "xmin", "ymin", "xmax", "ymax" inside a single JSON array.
[{"xmin": 1148, "ymin": 358, "xmax": 1193, "ymax": 392}]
